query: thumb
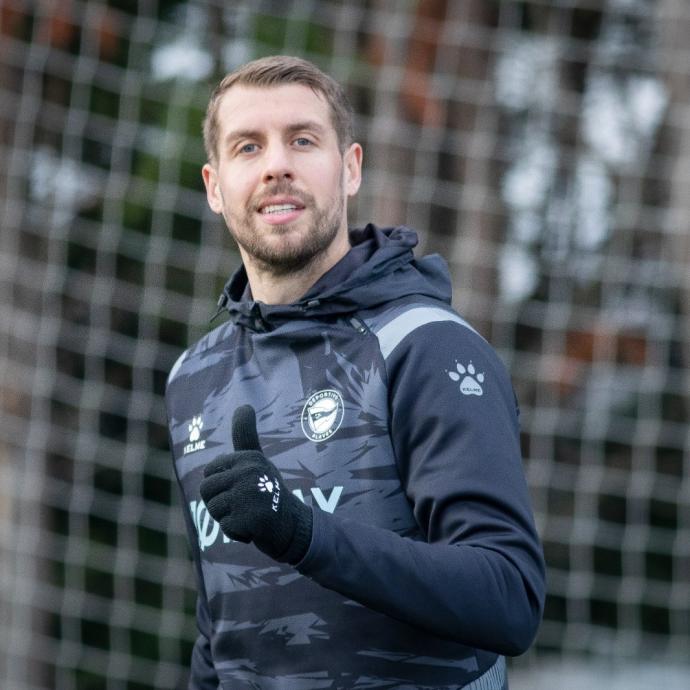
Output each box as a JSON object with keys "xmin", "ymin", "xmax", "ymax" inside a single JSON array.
[{"xmin": 232, "ymin": 404, "xmax": 262, "ymax": 452}]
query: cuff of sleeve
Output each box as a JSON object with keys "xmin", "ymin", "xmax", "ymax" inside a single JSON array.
[
  {"xmin": 280, "ymin": 505, "xmax": 314, "ymax": 565},
  {"xmin": 293, "ymin": 504, "xmax": 332, "ymax": 574}
]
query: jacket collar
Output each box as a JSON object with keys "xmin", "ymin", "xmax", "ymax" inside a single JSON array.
[{"xmin": 214, "ymin": 224, "xmax": 451, "ymax": 331}]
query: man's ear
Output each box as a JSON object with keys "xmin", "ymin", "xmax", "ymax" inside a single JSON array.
[
  {"xmin": 202, "ymin": 163, "xmax": 223, "ymax": 214},
  {"xmin": 343, "ymin": 143, "xmax": 363, "ymax": 197}
]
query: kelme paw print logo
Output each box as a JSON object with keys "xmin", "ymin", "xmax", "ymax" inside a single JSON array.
[
  {"xmin": 258, "ymin": 474, "xmax": 281, "ymax": 512},
  {"xmin": 258, "ymin": 474, "xmax": 275, "ymax": 493},
  {"xmin": 448, "ymin": 361, "xmax": 485, "ymax": 396},
  {"xmin": 183, "ymin": 415, "xmax": 206, "ymax": 455},
  {"xmin": 188, "ymin": 416, "xmax": 203, "ymax": 442}
]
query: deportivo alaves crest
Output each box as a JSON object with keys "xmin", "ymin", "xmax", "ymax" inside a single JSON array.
[{"xmin": 301, "ymin": 389, "xmax": 344, "ymax": 442}]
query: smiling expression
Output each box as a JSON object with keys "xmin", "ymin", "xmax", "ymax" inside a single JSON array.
[{"xmin": 202, "ymin": 84, "xmax": 362, "ymax": 278}]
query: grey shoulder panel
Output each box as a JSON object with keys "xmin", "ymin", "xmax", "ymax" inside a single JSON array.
[{"xmin": 372, "ymin": 305, "xmax": 480, "ymax": 360}]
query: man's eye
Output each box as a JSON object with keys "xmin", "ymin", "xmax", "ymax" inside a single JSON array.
[
  {"xmin": 240, "ymin": 143, "xmax": 257, "ymax": 154},
  {"xmin": 295, "ymin": 137, "xmax": 313, "ymax": 147}
]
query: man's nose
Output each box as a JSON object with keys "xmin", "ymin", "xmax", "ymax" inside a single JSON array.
[{"xmin": 261, "ymin": 143, "xmax": 294, "ymax": 183}]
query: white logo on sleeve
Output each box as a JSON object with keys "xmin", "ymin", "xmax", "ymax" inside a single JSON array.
[
  {"xmin": 183, "ymin": 415, "xmax": 206, "ymax": 454},
  {"xmin": 448, "ymin": 361, "xmax": 485, "ymax": 396},
  {"xmin": 301, "ymin": 389, "xmax": 344, "ymax": 442}
]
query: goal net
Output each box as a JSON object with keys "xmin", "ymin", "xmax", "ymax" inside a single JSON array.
[{"xmin": 1, "ymin": 1, "xmax": 688, "ymax": 688}]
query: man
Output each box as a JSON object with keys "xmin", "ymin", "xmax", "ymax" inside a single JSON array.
[{"xmin": 166, "ymin": 55, "xmax": 545, "ymax": 690}]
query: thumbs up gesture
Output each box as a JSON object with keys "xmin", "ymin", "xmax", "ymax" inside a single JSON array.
[{"xmin": 200, "ymin": 405, "xmax": 313, "ymax": 564}]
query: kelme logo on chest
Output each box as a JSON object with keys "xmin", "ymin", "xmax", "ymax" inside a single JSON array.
[
  {"xmin": 301, "ymin": 389, "xmax": 344, "ymax": 442},
  {"xmin": 183, "ymin": 415, "xmax": 206, "ymax": 455}
]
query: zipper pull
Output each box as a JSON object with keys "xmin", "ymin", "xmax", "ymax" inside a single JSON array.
[{"xmin": 349, "ymin": 317, "xmax": 367, "ymax": 334}]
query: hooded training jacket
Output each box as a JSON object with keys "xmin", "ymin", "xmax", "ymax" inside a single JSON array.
[{"xmin": 165, "ymin": 225, "xmax": 546, "ymax": 690}]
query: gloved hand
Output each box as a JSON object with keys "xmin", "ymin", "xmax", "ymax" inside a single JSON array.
[{"xmin": 200, "ymin": 404, "xmax": 313, "ymax": 564}]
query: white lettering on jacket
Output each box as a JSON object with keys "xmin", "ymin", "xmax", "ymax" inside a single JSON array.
[{"xmin": 190, "ymin": 486, "xmax": 344, "ymax": 552}]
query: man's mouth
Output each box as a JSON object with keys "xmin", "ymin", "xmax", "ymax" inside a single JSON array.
[
  {"xmin": 256, "ymin": 196, "xmax": 306, "ymax": 225},
  {"xmin": 261, "ymin": 203, "xmax": 299, "ymax": 215}
]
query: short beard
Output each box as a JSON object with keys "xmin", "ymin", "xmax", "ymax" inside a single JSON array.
[{"xmin": 226, "ymin": 181, "xmax": 345, "ymax": 278}]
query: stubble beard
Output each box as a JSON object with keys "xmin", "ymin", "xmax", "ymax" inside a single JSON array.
[{"xmin": 225, "ymin": 180, "xmax": 345, "ymax": 278}]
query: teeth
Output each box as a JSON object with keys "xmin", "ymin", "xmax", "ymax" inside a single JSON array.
[{"xmin": 261, "ymin": 204, "xmax": 297, "ymax": 214}]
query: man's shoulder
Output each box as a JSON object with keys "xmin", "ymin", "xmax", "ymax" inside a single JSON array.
[
  {"xmin": 166, "ymin": 319, "xmax": 236, "ymax": 389},
  {"xmin": 361, "ymin": 296, "xmax": 484, "ymax": 361}
]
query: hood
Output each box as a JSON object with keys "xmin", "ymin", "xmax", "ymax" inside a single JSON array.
[{"xmin": 215, "ymin": 224, "xmax": 452, "ymax": 330}]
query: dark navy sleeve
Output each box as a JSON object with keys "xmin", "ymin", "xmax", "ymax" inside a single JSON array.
[{"xmin": 297, "ymin": 320, "xmax": 545, "ymax": 655}]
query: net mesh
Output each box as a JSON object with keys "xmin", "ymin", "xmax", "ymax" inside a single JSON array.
[{"xmin": 1, "ymin": 1, "xmax": 688, "ymax": 688}]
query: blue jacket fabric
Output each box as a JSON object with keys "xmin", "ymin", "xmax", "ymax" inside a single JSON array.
[{"xmin": 166, "ymin": 225, "xmax": 545, "ymax": 690}]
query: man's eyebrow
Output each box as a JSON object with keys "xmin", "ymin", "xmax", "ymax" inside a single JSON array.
[
  {"xmin": 284, "ymin": 120, "xmax": 327, "ymax": 136},
  {"xmin": 224, "ymin": 121, "xmax": 327, "ymax": 148},
  {"xmin": 224, "ymin": 129, "xmax": 262, "ymax": 147}
]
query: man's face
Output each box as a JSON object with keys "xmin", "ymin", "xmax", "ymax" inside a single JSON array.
[{"xmin": 202, "ymin": 84, "xmax": 362, "ymax": 276}]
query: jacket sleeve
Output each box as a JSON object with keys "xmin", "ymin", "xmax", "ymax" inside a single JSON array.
[{"xmin": 296, "ymin": 320, "xmax": 546, "ymax": 656}]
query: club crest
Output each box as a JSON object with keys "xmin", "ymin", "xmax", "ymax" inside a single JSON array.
[{"xmin": 301, "ymin": 389, "xmax": 344, "ymax": 442}]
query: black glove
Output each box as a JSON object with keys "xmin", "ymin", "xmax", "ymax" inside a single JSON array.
[{"xmin": 200, "ymin": 404, "xmax": 313, "ymax": 564}]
